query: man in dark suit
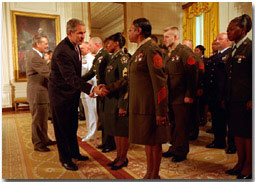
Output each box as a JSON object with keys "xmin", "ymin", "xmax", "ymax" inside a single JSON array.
[
  {"xmin": 48, "ymin": 18, "xmax": 104, "ymax": 171},
  {"xmin": 26, "ymin": 34, "xmax": 56, "ymax": 152}
]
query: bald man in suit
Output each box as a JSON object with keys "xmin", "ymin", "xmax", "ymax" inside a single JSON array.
[{"xmin": 26, "ymin": 34, "xmax": 56, "ymax": 152}]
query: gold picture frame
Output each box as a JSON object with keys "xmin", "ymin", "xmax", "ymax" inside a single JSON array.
[{"xmin": 11, "ymin": 11, "xmax": 60, "ymax": 82}]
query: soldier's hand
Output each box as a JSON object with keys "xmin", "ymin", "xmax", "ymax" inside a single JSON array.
[
  {"xmin": 92, "ymin": 85, "xmax": 101, "ymax": 96},
  {"xmin": 156, "ymin": 116, "xmax": 169, "ymax": 126},
  {"xmin": 118, "ymin": 108, "xmax": 127, "ymax": 117},
  {"xmin": 247, "ymin": 100, "xmax": 252, "ymax": 110},
  {"xmin": 100, "ymin": 87, "xmax": 109, "ymax": 97},
  {"xmin": 184, "ymin": 97, "xmax": 194, "ymax": 104},
  {"xmin": 98, "ymin": 84, "xmax": 106, "ymax": 89}
]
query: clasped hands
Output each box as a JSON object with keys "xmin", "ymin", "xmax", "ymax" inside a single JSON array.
[{"xmin": 90, "ymin": 84, "xmax": 109, "ymax": 97}]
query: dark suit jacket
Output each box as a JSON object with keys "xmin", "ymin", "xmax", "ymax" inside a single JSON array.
[
  {"xmin": 26, "ymin": 50, "xmax": 50, "ymax": 104},
  {"xmin": 225, "ymin": 38, "xmax": 252, "ymax": 103},
  {"xmin": 49, "ymin": 37, "xmax": 92, "ymax": 103}
]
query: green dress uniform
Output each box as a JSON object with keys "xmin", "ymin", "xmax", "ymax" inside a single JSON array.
[
  {"xmin": 104, "ymin": 50, "xmax": 129, "ymax": 137},
  {"xmin": 165, "ymin": 43, "xmax": 197, "ymax": 157},
  {"xmin": 129, "ymin": 38, "xmax": 168, "ymax": 145},
  {"xmin": 82, "ymin": 48, "xmax": 115, "ymax": 148}
]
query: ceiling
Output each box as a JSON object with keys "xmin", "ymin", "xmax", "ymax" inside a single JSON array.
[{"xmin": 90, "ymin": 2, "xmax": 123, "ymax": 29}]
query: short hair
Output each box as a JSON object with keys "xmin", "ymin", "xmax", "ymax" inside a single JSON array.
[
  {"xmin": 32, "ymin": 34, "xmax": 47, "ymax": 47},
  {"xmin": 183, "ymin": 39, "xmax": 193, "ymax": 49},
  {"xmin": 133, "ymin": 18, "xmax": 151, "ymax": 38},
  {"xmin": 230, "ymin": 14, "xmax": 252, "ymax": 33},
  {"xmin": 107, "ymin": 32, "xmax": 126, "ymax": 48},
  {"xmin": 196, "ymin": 45, "xmax": 206, "ymax": 55},
  {"xmin": 81, "ymin": 41, "xmax": 89, "ymax": 45},
  {"xmin": 90, "ymin": 37, "xmax": 103, "ymax": 46},
  {"xmin": 66, "ymin": 18, "xmax": 85, "ymax": 35},
  {"xmin": 150, "ymin": 35, "xmax": 158, "ymax": 43},
  {"xmin": 47, "ymin": 50, "xmax": 53, "ymax": 54},
  {"xmin": 164, "ymin": 26, "xmax": 180, "ymax": 38}
]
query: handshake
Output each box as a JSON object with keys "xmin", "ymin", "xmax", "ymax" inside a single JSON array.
[{"xmin": 90, "ymin": 84, "xmax": 110, "ymax": 97}]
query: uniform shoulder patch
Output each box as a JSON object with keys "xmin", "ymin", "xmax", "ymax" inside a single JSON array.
[
  {"xmin": 153, "ymin": 53, "xmax": 163, "ymax": 67},
  {"xmin": 187, "ymin": 55, "xmax": 196, "ymax": 65},
  {"xmin": 158, "ymin": 86, "xmax": 166, "ymax": 104},
  {"xmin": 122, "ymin": 67, "xmax": 128, "ymax": 77},
  {"xmin": 199, "ymin": 60, "xmax": 205, "ymax": 70}
]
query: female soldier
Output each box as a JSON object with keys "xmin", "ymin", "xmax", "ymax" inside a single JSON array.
[
  {"xmin": 104, "ymin": 32, "xmax": 130, "ymax": 170},
  {"xmin": 128, "ymin": 18, "xmax": 169, "ymax": 179},
  {"xmin": 225, "ymin": 14, "xmax": 252, "ymax": 179}
]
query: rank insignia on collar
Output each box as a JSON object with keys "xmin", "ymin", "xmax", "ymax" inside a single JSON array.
[{"xmin": 243, "ymin": 41, "xmax": 247, "ymax": 45}]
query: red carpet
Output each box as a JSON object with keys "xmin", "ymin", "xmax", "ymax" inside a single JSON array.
[{"xmin": 77, "ymin": 137, "xmax": 135, "ymax": 179}]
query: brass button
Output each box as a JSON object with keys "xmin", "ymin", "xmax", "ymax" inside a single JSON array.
[
  {"xmin": 211, "ymin": 74, "xmax": 213, "ymax": 77},
  {"xmin": 229, "ymin": 76, "xmax": 231, "ymax": 79},
  {"xmin": 210, "ymin": 80, "xmax": 213, "ymax": 83},
  {"xmin": 211, "ymin": 68, "xmax": 215, "ymax": 71}
]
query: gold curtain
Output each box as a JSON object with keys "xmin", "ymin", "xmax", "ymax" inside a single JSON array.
[{"xmin": 183, "ymin": 2, "xmax": 219, "ymax": 57}]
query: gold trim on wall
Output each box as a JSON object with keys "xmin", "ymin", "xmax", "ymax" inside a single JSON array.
[
  {"xmin": 11, "ymin": 11, "xmax": 60, "ymax": 82},
  {"xmin": 88, "ymin": 2, "xmax": 92, "ymax": 37}
]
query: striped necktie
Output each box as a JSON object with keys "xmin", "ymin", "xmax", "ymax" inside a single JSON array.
[{"xmin": 75, "ymin": 46, "xmax": 81, "ymax": 61}]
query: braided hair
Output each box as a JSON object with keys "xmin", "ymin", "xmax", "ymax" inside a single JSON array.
[{"xmin": 108, "ymin": 32, "xmax": 126, "ymax": 48}]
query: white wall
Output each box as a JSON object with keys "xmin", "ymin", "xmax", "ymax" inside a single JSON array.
[{"xmin": 219, "ymin": 2, "xmax": 252, "ymax": 39}]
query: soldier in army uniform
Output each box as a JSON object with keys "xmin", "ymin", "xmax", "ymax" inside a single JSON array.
[
  {"xmin": 162, "ymin": 27, "xmax": 198, "ymax": 162},
  {"xmin": 225, "ymin": 14, "xmax": 252, "ymax": 179},
  {"xmin": 103, "ymin": 32, "xmax": 130, "ymax": 170},
  {"xmin": 82, "ymin": 37, "xmax": 116, "ymax": 153}
]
